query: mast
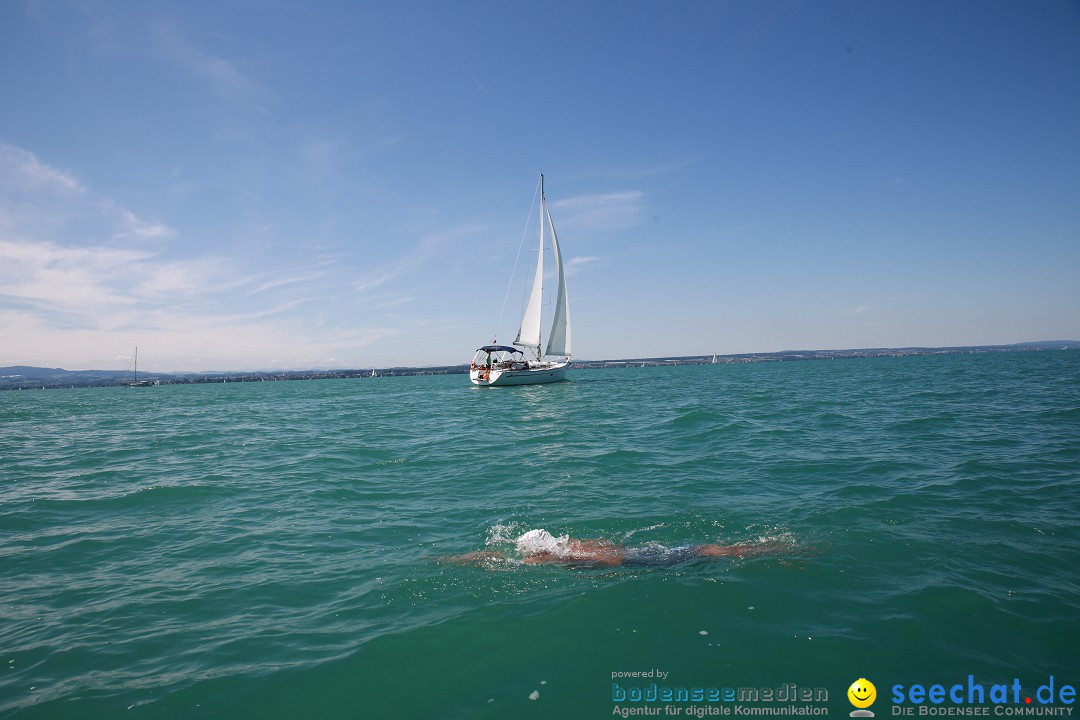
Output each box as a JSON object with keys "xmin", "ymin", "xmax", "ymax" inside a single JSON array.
[
  {"xmin": 538, "ymin": 173, "xmax": 545, "ymax": 360},
  {"xmin": 134, "ymin": 347, "xmax": 138, "ymax": 382}
]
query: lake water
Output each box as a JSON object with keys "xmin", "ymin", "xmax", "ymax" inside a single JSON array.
[{"xmin": 2, "ymin": 351, "xmax": 1077, "ymax": 718}]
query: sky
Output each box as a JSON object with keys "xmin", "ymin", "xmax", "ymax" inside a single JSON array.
[{"xmin": 1, "ymin": 1, "xmax": 1078, "ymax": 372}]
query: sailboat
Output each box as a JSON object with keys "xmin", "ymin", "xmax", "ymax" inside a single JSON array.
[
  {"xmin": 129, "ymin": 346, "xmax": 155, "ymax": 387},
  {"xmin": 470, "ymin": 174, "xmax": 571, "ymax": 386}
]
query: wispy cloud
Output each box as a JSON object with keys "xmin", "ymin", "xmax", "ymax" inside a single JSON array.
[
  {"xmin": 0, "ymin": 144, "xmax": 85, "ymax": 194},
  {"xmin": 247, "ymin": 271, "xmax": 327, "ymax": 296},
  {"xmin": 101, "ymin": 199, "xmax": 177, "ymax": 241},
  {"xmin": 0, "ymin": 238, "xmax": 150, "ymax": 312},
  {"xmin": 0, "ymin": 142, "xmax": 387, "ymax": 370},
  {"xmin": 849, "ymin": 293, "xmax": 923, "ymax": 322},
  {"xmin": 1, "ymin": 144, "xmax": 176, "ymax": 246},
  {"xmin": 553, "ymin": 191, "xmax": 645, "ymax": 230},
  {"xmin": 150, "ymin": 19, "xmax": 271, "ymax": 110},
  {"xmin": 355, "ymin": 222, "xmax": 492, "ymax": 292},
  {"xmin": 599, "ymin": 157, "xmax": 704, "ymax": 180},
  {"xmin": 132, "ymin": 257, "xmax": 242, "ymax": 300},
  {"xmin": 0, "ymin": 229, "xmax": 385, "ymax": 370},
  {"xmin": 565, "ymin": 256, "xmax": 599, "ymax": 276}
]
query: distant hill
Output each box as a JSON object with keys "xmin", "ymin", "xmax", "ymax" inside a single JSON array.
[
  {"xmin": 0, "ymin": 365, "xmax": 70, "ymax": 378},
  {"xmin": 1008, "ymin": 341, "xmax": 1080, "ymax": 349},
  {"xmin": 0, "ymin": 366, "xmax": 135, "ymax": 385}
]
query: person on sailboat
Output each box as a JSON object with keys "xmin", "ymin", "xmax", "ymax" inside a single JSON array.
[{"xmin": 441, "ymin": 529, "xmax": 792, "ymax": 568}]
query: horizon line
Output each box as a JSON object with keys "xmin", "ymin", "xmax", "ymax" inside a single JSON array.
[{"xmin": 4, "ymin": 340, "xmax": 1078, "ymax": 377}]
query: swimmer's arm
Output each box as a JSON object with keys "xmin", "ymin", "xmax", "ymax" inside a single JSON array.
[{"xmin": 695, "ymin": 540, "xmax": 793, "ymax": 558}]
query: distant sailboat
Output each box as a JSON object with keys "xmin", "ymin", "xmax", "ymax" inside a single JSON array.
[
  {"xmin": 711, "ymin": 353, "xmax": 718, "ymax": 364},
  {"xmin": 470, "ymin": 174, "xmax": 571, "ymax": 386},
  {"xmin": 129, "ymin": 347, "xmax": 154, "ymax": 387}
]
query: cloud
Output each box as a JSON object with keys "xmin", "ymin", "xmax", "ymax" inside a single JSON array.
[
  {"xmin": 0, "ymin": 143, "xmax": 366, "ymax": 370},
  {"xmin": 247, "ymin": 271, "xmax": 327, "ymax": 296},
  {"xmin": 0, "ymin": 237, "xmax": 256, "ymax": 330},
  {"xmin": 150, "ymin": 19, "xmax": 271, "ymax": 109},
  {"xmin": 0, "ymin": 144, "xmax": 85, "ymax": 194},
  {"xmin": 0, "ymin": 237, "xmax": 151, "ymax": 300},
  {"xmin": 132, "ymin": 257, "xmax": 241, "ymax": 300},
  {"xmin": 850, "ymin": 295, "xmax": 921, "ymax": 316},
  {"xmin": 0, "ymin": 226, "xmax": 384, "ymax": 370},
  {"xmin": 601, "ymin": 157, "xmax": 704, "ymax": 180},
  {"xmin": 1, "ymin": 301, "xmax": 401, "ymax": 371},
  {"xmin": 0, "ymin": 144, "xmax": 176, "ymax": 246},
  {"xmin": 355, "ymin": 222, "xmax": 492, "ymax": 292},
  {"xmin": 564, "ymin": 256, "xmax": 599, "ymax": 276},
  {"xmin": 552, "ymin": 191, "xmax": 645, "ymax": 231},
  {"xmin": 100, "ymin": 199, "xmax": 177, "ymax": 241}
]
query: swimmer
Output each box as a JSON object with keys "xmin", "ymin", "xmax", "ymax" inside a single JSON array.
[{"xmin": 442, "ymin": 529, "xmax": 792, "ymax": 568}]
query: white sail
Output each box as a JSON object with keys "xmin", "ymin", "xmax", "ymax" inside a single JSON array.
[
  {"xmin": 544, "ymin": 199, "xmax": 571, "ymax": 358},
  {"xmin": 513, "ymin": 191, "xmax": 545, "ymax": 354}
]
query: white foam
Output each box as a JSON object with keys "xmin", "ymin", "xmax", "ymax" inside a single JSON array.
[
  {"xmin": 485, "ymin": 523, "xmax": 573, "ymax": 558},
  {"xmin": 485, "ymin": 522, "xmax": 526, "ymax": 548},
  {"xmin": 741, "ymin": 524, "xmax": 797, "ymax": 548},
  {"xmin": 514, "ymin": 529, "xmax": 570, "ymax": 556},
  {"xmin": 624, "ymin": 522, "xmax": 666, "ymax": 541}
]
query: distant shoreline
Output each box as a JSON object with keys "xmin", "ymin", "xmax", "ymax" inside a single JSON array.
[{"xmin": 2, "ymin": 342, "xmax": 1076, "ymax": 391}]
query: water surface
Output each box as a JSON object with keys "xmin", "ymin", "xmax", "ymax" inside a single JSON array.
[{"xmin": 2, "ymin": 351, "xmax": 1077, "ymax": 718}]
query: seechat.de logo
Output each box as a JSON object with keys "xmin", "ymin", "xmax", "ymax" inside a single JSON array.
[{"xmin": 849, "ymin": 678, "xmax": 877, "ymax": 717}]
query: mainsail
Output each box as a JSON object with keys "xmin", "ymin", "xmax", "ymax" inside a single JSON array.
[
  {"xmin": 544, "ymin": 199, "xmax": 571, "ymax": 357},
  {"xmin": 513, "ymin": 176, "xmax": 571, "ymax": 360},
  {"xmin": 514, "ymin": 196, "xmax": 545, "ymax": 354}
]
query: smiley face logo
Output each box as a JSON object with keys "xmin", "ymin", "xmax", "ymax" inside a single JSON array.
[{"xmin": 848, "ymin": 678, "xmax": 877, "ymax": 710}]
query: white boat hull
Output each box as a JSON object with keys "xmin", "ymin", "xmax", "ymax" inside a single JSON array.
[{"xmin": 470, "ymin": 361, "xmax": 569, "ymax": 387}]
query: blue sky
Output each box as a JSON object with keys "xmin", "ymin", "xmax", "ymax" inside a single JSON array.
[{"xmin": 1, "ymin": 1, "xmax": 1078, "ymax": 372}]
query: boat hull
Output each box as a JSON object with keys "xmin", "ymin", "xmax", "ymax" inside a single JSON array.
[{"xmin": 470, "ymin": 362, "xmax": 569, "ymax": 387}]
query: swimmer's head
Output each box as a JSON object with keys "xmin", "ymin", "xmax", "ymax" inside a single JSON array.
[{"xmin": 515, "ymin": 529, "xmax": 567, "ymax": 555}]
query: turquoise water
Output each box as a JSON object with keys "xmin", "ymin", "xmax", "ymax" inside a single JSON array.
[{"xmin": 2, "ymin": 351, "xmax": 1078, "ymax": 719}]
